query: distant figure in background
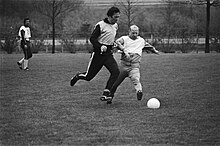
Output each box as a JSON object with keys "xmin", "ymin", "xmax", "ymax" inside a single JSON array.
[
  {"xmin": 70, "ymin": 6, "xmax": 120, "ymax": 103},
  {"xmin": 107, "ymin": 25, "xmax": 159, "ymax": 104},
  {"xmin": 17, "ymin": 18, "xmax": 32, "ymax": 70}
]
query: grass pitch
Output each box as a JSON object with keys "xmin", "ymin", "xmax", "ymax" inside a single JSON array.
[{"xmin": 0, "ymin": 53, "xmax": 220, "ymax": 145}]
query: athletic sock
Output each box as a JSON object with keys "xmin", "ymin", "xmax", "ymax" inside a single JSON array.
[
  {"xmin": 24, "ymin": 59, "xmax": 28, "ymax": 69},
  {"xmin": 18, "ymin": 58, "xmax": 24, "ymax": 64}
]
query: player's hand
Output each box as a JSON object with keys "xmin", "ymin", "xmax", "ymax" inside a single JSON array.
[
  {"xmin": 111, "ymin": 42, "xmax": 119, "ymax": 53},
  {"xmin": 100, "ymin": 45, "xmax": 107, "ymax": 54},
  {"xmin": 124, "ymin": 51, "xmax": 130, "ymax": 59},
  {"xmin": 24, "ymin": 44, "xmax": 28, "ymax": 49},
  {"xmin": 155, "ymin": 50, "xmax": 159, "ymax": 55},
  {"xmin": 111, "ymin": 47, "xmax": 118, "ymax": 53},
  {"xmin": 150, "ymin": 47, "xmax": 159, "ymax": 55}
]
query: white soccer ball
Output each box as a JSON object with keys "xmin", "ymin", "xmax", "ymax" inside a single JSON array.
[{"xmin": 147, "ymin": 98, "xmax": 160, "ymax": 109}]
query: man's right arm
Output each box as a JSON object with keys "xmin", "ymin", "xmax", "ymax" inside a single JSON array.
[
  {"xmin": 21, "ymin": 30, "xmax": 26, "ymax": 43},
  {"xmin": 90, "ymin": 25, "xmax": 102, "ymax": 53}
]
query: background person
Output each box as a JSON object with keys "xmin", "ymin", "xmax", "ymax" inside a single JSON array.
[{"xmin": 17, "ymin": 18, "xmax": 32, "ymax": 70}]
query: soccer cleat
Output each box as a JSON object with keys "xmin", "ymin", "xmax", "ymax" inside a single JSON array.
[
  {"xmin": 100, "ymin": 91, "xmax": 114, "ymax": 104},
  {"xmin": 106, "ymin": 93, "xmax": 114, "ymax": 104},
  {"xmin": 100, "ymin": 90, "xmax": 110, "ymax": 101},
  {"xmin": 107, "ymin": 98, "xmax": 112, "ymax": 104},
  {"xmin": 137, "ymin": 90, "xmax": 143, "ymax": 100},
  {"xmin": 70, "ymin": 73, "xmax": 80, "ymax": 86},
  {"xmin": 100, "ymin": 96, "xmax": 113, "ymax": 104},
  {"xmin": 17, "ymin": 62, "xmax": 22, "ymax": 70},
  {"xmin": 24, "ymin": 67, "xmax": 29, "ymax": 71}
]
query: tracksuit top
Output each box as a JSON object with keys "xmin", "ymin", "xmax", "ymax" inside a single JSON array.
[{"xmin": 90, "ymin": 18, "xmax": 118, "ymax": 55}]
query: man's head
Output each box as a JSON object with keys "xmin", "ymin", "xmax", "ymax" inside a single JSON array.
[
  {"xmin": 107, "ymin": 6, "xmax": 120, "ymax": 24},
  {"xmin": 129, "ymin": 25, "xmax": 139, "ymax": 40},
  {"xmin": 24, "ymin": 18, "xmax": 30, "ymax": 27}
]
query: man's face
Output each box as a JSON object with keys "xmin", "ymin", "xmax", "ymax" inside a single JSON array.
[
  {"xmin": 24, "ymin": 20, "xmax": 30, "ymax": 27},
  {"xmin": 129, "ymin": 28, "xmax": 139, "ymax": 40},
  {"xmin": 109, "ymin": 12, "xmax": 120, "ymax": 24}
]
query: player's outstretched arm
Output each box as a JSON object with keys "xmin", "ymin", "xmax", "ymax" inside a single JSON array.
[
  {"xmin": 144, "ymin": 42, "xmax": 159, "ymax": 55},
  {"xmin": 151, "ymin": 47, "xmax": 159, "ymax": 55}
]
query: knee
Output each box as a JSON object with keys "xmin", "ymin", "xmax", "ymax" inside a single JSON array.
[
  {"xmin": 110, "ymin": 68, "xmax": 120, "ymax": 78},
  {"xmin": 114, "ymin": 68, "xmax": 120, "ymax": 77},
  {"xmin": 131, "ymin": 76, "xmax": 140, "ymax": 84}
]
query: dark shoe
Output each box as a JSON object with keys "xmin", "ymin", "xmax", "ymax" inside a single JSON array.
[
  {"xmin": 24, "ymin": 67, "xmax": 29, "ymax": 71},
  {"xmin": 107, "ymin": 96, "xmax": 113, "ymax": 104},
  {"xmin": 100, "ymin": 90, "xmax": 114, "ymax": 104},
  {"xmin": 106, "ymin": 93, "xmax": 114, "ymax": 104},
  {"xmin": 100, "ymin": 96, "xmax": 113, "ymax": 104},
  {"xmin": 107, "ymin": 99, "xmax": 112, "ymax": 104},
  {"xmin": 70, "ymin": 73, "xmax": 80, "ymax": 86},
  {"xmin": 137, "ymin": 90, "xmax": 143, "ymax": 100},
  {"xmin": 100, "ymin": 90, "xmax": 111, "ymax": 101},
  {"xmin": 100, "ymin": 90, "xmax": 110, "ymax": 101},
  {"xmin": 17, "ymin": 62, "xmax": 22, "ymax": 70}
]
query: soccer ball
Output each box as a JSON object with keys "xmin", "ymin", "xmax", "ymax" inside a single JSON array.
[{"xmin": 147, "ymin": 98, "xmax": 160, "ymax": 109}]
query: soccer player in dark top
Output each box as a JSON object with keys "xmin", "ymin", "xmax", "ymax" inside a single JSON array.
[
  {"xmin": 17, "ymin": 18, "xmax": 32, "ymax": 70},
  {"xmin": 70, "ymin": 6, "xmax": 120, "ymax": 103}
]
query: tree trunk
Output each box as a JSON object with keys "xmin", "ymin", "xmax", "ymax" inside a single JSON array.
[
  {"xmin": 205, "ymin": 0, "xmax": 210, "ymax": 53},
  {"xmin": 52, "ymin": 0, "xmax": 55, "ymax": 54},
  {"xmin": 52, "ymin": 19, "xmax": 55, "ymax": 54}
]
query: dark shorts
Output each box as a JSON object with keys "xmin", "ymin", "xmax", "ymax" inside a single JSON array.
[{"xmin": 21, "ymin": 40, "xmax": 32, "ymax": 59}]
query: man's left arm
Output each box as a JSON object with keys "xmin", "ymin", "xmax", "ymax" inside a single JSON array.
[{"xmin": 144, "ymin": 41, "xmax": 159, "ymax": 55}]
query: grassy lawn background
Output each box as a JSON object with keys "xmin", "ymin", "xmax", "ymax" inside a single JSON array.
[{"xmin": 0, "ymin": 53, "xmax": 220, "ymax": 145}]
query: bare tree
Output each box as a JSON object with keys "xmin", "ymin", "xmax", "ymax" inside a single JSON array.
[
  {"xmin": 190, "ymin": 0, "xmax": 220, "ymax": 53},
  {"xmin": 118, "ymin": 0, "xmax": 139, "ymax": 29},
  {"xmin": 34, "ymin": 0, "xmax": 83, "ymax": 53},
  {"xmin": 160, "ymin": 0, "xmax": 179, "ymax": 52},
  {"xmin": 164, "ymin": 0, "xmax": 220, "ymax": 53}
]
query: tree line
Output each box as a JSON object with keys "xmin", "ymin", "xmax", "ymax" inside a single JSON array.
[{"xmin": 0, "ymin": 0, "xmax": 219, "ymax": 54}]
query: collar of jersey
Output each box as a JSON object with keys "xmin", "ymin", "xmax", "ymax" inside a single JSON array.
[{"xmin": 103, "ymin": 18, "xmax": 112, "ymax": 24}]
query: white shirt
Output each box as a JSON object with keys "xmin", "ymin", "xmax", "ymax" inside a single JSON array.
[
  {"xmin": 18, "ymin": 26, "xmax": 31, "ymax": 41},
  {"xmin": 121, "ymin": 36, "xmax": 145, "ymax": 56}
]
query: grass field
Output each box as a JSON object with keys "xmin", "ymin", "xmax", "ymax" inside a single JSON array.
[{"xmin": 0, "ymin": 53, "xmax": 220, "ymax": 146}]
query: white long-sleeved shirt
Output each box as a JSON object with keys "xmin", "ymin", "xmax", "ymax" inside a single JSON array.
[{"xmin": 18, "ymin": 26, "xmax": 31, "ymax": 41}]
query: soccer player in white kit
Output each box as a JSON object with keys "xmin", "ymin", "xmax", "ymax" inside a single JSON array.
[
  {"xmin": 107, "ymin": 25, "xmax": 159, "ymax": 104},
  {"xmin": 17, "ymin": 18, "xmax": 32, "ymax": 70}
]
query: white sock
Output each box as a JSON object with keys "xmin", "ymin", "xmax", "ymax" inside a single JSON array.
[
  {"xmin": 19, "ymin": 58, "xmax": 24, "ymax": 64},
  {"xmin": 24, "ymin": 59, "xmax": 28, "ymax": 69}
]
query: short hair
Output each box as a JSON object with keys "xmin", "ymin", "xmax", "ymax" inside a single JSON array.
[
  {"xmin": 107, "ymin": 6, "xmax": 120, "ymax": 17},
  {"xmin": 24, "ymin": 18, "xmax": 30, "ymax": 24},
  {"xmin": 130, "ymin": 25, "xmax": 139, "ymax": 31}
]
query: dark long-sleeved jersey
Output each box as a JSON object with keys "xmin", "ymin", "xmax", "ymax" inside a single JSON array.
[{"xmin": 90, "ymin": 18, "xmax": 118, "ymax": 55}]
